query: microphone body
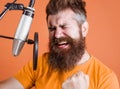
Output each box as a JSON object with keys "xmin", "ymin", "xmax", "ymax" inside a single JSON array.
[{"xmin": 12, "ymin": 7, "xmax": 35, "ymax": 56}]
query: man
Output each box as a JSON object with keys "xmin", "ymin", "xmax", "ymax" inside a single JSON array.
[{"xmin": 0, "ymin": 0, "xmax": 119, "ymax": 89}]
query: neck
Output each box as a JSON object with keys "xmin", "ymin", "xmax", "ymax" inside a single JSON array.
[{"xmin": 77, "ymin": 50, "xmax": 90, "ymax": 65}]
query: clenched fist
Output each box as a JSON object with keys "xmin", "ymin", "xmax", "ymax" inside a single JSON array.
[{"xmin": 62, "ymin": 71, "xmax": 89, "ymax": 89}]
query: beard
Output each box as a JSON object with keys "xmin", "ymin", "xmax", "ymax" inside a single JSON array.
[{"xmin": 48, "ymin": 33, "xmax": 86, "ymax": 72}]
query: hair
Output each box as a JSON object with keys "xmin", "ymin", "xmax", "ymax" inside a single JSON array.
[
  {"xmin": 48, "ymin": 31, "xmax": 85, "ymax": 72},
  {"xmin": 46, "ymin": 0, "xmax": 87, "ymax": 24}
]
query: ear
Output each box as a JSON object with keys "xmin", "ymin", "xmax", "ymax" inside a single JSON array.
[{"xmin": 81, "ymin": 21, "xmax": 89, "ymax": 37}]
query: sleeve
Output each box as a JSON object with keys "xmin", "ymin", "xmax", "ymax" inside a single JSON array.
[
  {"xmin": 97, "ymin": 71, "xmax": 120, "ymax": 89},
  {"xmin": 14, "ymin": 60, "xmax": 36, "ymax": 89}
]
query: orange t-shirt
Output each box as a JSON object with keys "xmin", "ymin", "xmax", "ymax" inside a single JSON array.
[{"xmin": 14, "ymin": 53, "xmax": 119, "ymax": 89}]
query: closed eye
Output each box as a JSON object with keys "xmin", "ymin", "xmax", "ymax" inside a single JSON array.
[{"xmin": 60, "ymin": 25, "xmax": 67, "ymax": 30}]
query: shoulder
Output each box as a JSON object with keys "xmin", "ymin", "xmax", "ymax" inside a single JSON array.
[
  {"xmin": 35, "ymin": 52, "xmax": 50, "ymax": 72},
  {"xmin": 91, "ymin": 56, "xmax": 119, "ymax": 88},
  {"xmin": 88, "ymin": 56, "xmax": 115, "ymax": 80},
  {"xmin": 83, "ymin": 55, "xmax": 114, "ymax": 78},
  {"xmin": 90, "ymin": 56, "xmax": 112, "ymax": 73},
  {"xmin": 37, "ymin": 52, "xmax": 49, "ymax": 67}
]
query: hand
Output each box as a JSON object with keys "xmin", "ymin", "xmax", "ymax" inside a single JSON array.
[{"xmin": 62, "ymin": 71, "xmax": 89, "ymax": 89}]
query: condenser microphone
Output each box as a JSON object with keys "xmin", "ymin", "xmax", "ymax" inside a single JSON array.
[{"xmin": 12, "ymin": 7, "xmax": 35, "ymax": 56}]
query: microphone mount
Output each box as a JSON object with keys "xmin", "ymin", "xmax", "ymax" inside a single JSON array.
[
  {"xmin": 0, "ymin": 0, "xmax": 38, "ymax": 70},
  {"xmin": 0, "ymin": 0, "xmax": 35, "ymax": 19},
  {"xmin": 0, "ymin": 35, "xmax": 34, "ymax": 44}
]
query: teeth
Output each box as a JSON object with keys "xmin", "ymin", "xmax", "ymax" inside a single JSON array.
[
  {"xmin": 58, "ymin": 41, "xmax": 68, "ymax": 45},
  {"xmin": 59, "ymin": 41, "xmax": 66, "ymax": 44}
]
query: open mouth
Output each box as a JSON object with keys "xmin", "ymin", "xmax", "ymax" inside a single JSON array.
[{"xmin": 56, "ymin": 41, "xmax": 69, "ymax": 49}]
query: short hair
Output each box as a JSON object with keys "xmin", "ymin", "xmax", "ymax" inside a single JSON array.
[{"xmin": 46, "ymin": 0, "xmax": 87, "ymax": 24}]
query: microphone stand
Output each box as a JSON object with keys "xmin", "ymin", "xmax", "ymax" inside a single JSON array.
[
  {"xmin": 0, "ymin": 0, "xmax": 38, "ymax": 70},
  {"xmin": 0, "ymin": 35, "xmax": 34, "ymax": 44}
]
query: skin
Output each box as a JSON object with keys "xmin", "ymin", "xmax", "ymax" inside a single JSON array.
[
  {"xmin": 62, "ymin": 71, "xmax": 89, "ymax": 89},
  {"xmin": 48, "ymin": 9, "xmax": 81, "ymax": 42},
  {"xmin": 47, "ymin": 8, "xmax": 89, "ymax": 64},
  {"xmin": 48, "ymin": 8, "xmax": 89, "ymax": 49},
  {"xmin": 0, "ymin": 78, "xmax": 24, "ymax": 89},
  {"xmin": 48, "ymin": 8, "xmax": 90, "ymax": 89}
]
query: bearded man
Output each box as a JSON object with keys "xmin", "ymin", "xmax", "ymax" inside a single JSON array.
[{"xmin": 0, "ymin": 0, "xmax": 119, "ymax": 89}]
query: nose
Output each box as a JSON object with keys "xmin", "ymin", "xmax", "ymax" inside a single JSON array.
[{"xmin": 54, "ymin": 27, "xmax": 64, "ymax": 38}]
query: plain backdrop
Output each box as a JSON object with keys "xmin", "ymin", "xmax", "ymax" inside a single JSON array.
[{"xmin": 0, "ymin": 0, "xmax": 120, "ymax": 87}]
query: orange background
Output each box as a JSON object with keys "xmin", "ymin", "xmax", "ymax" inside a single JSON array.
[{"xmin": 0, "ymin": 0, "xmax": 120, "ymax": 85}]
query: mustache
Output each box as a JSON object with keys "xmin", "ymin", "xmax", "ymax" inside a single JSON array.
[
  {"xmin": 48, "ymin": 36, "xmax": 86, "ymax": 72},
  {"xmin": 52, "ymin": 37, "xmax": 73, "ymax": 45}
]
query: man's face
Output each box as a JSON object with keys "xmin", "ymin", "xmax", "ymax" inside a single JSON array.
[
  {"xmin": 47, "ymin": 8, "xmax": 81, "ymax": 51},
  {"xmin": 47, "ymin": 8, "xmax": 86, "ymax": 71}
]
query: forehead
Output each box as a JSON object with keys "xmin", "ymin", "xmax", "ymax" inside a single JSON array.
[{"xmin": 47, "ymin": 8, "xmax": 76, "ymax": 24}]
